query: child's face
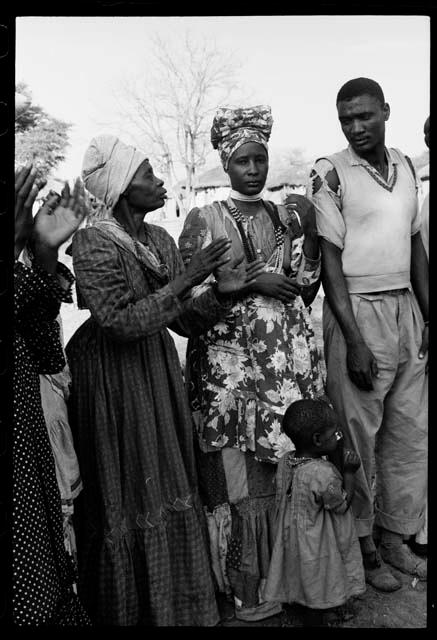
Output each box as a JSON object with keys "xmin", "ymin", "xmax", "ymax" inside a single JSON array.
[{"xmin": 316, "ymin": 422, "xmax": 343, "ymax": 454}]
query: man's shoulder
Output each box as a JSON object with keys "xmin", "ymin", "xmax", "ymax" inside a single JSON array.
[
  {"xmin": 388, "ymin": 147, "xmax": 417, "ymax": 181},
  {"xmin": 388, "ymin": 147, "xmax": 407, "ymax": 162},
  {"xmin": 314, "ymin": 147, "xmax": 349, "ymax": 166},
  {"xmin": 310, "ymin": 154, "xmax": 343, "ymax": 195}
]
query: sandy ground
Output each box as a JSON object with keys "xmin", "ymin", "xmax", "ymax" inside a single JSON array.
[
  {"xmin": 59, "ymin": 216, "xmax": 427, "ymax": 629},
  {"xmin": 217, "ymin": 568, "xmax": 427, "ymax": 628}
]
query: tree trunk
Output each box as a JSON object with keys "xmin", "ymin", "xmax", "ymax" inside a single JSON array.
[
  {"xmin": 185, "ymin": 165, "xmax": 195, "ymax": 212},
  {"xmin": 187, "ymin": 131, "xmax": 197, "ymax": 211},
  {"xmin": 167, "ymin": 160, "xmax": 188, "ymax": 218}
]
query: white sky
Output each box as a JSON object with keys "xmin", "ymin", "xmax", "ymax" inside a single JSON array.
[{"xmin": 16, "ymin": 15, "xmax": 430, "ymax": 182}]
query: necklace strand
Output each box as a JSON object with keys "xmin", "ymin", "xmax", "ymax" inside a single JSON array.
[
  {"xmin": 226, "ymin": 198, "xmax": 285, "ymax": 267},
  {"xmin": 362, "ymin": 163, "xmax": 397, "ymax": 192}
]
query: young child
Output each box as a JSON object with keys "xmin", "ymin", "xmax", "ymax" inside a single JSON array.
[{"xmin": 264, "ymin": 399, "xmax": 366, "ymax": 625}]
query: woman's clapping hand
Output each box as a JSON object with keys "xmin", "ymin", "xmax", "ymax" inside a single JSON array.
[
  {"xmin": 215, "ymin": 256, "xmax": 265, "ymax": 295},
  {"xmin": 33, "ymin": 178, "xmax": 87, "ymax": 251},
  {"xmin": 184, "ymin": 237, "xmax": 232, "ymax": 287},
  {"xmin": 15, "ymin": 164, "xmax": 46, "ymax": 259},
  {"xmin": 15, "ymin": 165, "xmax": 88, "ymax": 266}
]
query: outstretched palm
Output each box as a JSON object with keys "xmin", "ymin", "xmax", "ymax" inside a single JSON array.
[
  {"xmin": 216, "ymin": 256, "xmax": 265, "ymax": 294},
  {"xmin": 33, "ymin": 178, "xmax": 87, "ymax": 249}
]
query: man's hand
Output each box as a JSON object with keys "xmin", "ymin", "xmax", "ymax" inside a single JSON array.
[
  {"xmin": 419, "ymin": 325, "xmax": 429, "ymax": 363},
  {"xmin": 346, "ymin": 340, "xmax": 379, "ymax": 391}
]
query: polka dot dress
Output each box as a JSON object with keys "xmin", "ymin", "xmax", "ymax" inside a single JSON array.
[{"xmin": 13, "ymin": 261, "xmax": 90, "ymax": 626}]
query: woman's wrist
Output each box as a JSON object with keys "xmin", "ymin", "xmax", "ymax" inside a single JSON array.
[
  {"xmin": 172, "ymin": 273, "xmax": 194, "ymax": 298},
  {"xmin": 213, "ymin": 282, "xmax": 233, "ymax": 305},
  {"xmin": 32, "ymin": 242, "xmax": 59, "ymax": 274}
]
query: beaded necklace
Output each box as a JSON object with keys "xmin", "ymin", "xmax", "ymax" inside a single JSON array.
[{"xmin": 225, "ymin": 198, "xmax": 286, "ymax": 267}]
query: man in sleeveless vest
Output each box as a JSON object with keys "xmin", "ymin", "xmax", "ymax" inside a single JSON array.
[{"xmin": 307, "ymin": 78, "xmax": 428, "ymax": 592}]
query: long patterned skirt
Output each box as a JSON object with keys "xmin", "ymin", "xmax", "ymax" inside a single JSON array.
[{"xmin": 66, "ymin": 317, "xmax": 219, "ymax": 626}]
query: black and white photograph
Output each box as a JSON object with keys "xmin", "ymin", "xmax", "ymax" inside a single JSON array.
[{"xmin": 9, "ymin": 11, "xmax": 430, "ymax": 628}]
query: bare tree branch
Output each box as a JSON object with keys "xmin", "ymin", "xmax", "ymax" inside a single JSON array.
[{"xmin": 111, "ymin": 30, "xmax": 243, "ymax": 214}]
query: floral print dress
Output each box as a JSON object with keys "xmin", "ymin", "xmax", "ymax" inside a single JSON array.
[
  {"xmin": 178, "ymin": 197, "xmax": 326, "ymax": 611},
  {"xmin": 179, "ymin": 199, "xmax": 325, "ymax": 463}
]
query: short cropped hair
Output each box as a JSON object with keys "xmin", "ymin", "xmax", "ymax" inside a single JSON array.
[
  {"xmin": 282, "ymin": 398, "xmax": 337, "ymax": 449},
  {"xmin": 336, "ymin": 77, "xmax": 385, "ymax": 106}
]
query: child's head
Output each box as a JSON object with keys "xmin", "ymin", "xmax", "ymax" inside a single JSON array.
[{"xmin": 282, "ymin": 399, "xmax": 342, "ymax": 455}]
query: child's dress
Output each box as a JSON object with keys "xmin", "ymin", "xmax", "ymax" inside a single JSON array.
[{"xmin": 264, "ymin": 452, "xmax": 365, "ymax": 609}]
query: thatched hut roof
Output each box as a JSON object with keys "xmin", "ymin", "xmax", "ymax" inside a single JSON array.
[
  {"xmin": 266, "ymin": 162, "xmax": 312, "ymax": 191},
  {"xmin": 194, "ymin": 165, "xmax": 229, "ymax": 189}
]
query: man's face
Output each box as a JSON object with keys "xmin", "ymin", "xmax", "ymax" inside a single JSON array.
[{"xmin": 337, "ymin": 94, "xmax": 389, "ymax": 155}]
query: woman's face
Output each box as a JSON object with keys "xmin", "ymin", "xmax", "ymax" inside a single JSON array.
[
  {"xmin": 226, "ymin": 142, "xmax": 269, "ymax": 195},
  {"xmin": 124, "ymin": 160, "xmax": 167, "ymax": 212}
]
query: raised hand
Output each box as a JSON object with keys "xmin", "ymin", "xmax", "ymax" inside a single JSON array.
[
  {"xmin": 216, "ymin": 256, "xmax": 265, "ymax": 295},
  {"xmin": 184, "ymin": 237, "xmax": 232, "ymax": 287},
  {"xmin": 249, "ymin": 272, "xmax": 301, "ymax": 304},
  {"xmin": 33, "ymin": 178, "xmax": 87, "ymax": 251},
  {"xmin": 15, "ymin": 164, "xmax": 46, "ymax": 259}
]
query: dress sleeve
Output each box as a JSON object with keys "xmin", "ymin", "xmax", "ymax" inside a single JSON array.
[
  {"xmin": 281, "ymin": 200, "xmax": 321, "ymax": 287},
  {"xmin": 72, "ymin": 227, "xmax": 184, "ymax": 341},
  {"xmin": 178, "ymin": 206, "xmax": 209, "ymax": 263},
  {"xmin": 313, "ymin": 462, "xmax": 348, "ymax": 515},
  {"xmin": 293, "ymin": 248, "xmax": 321, "ymax": 287},
  {"xmin": 14, "ymin": 261, "xmax": 74, "ymax": 325},
  {"xmin": 306, "ymin": 159, "xmax": 346, "ymax": 250},
  {"xmin": 168, "ymin": 225, "xmax": 233, "ymax": 337},
  {"xmin": 72, "ymin": 226, "xmax": 230, "ymax": 342},
  {"xmin": 14, "ymin": 261, "xmax": 74, "ymax": 374},
  {"xmin": 178, "ymin": 206, "xmax": 216, "ymax": 297}
]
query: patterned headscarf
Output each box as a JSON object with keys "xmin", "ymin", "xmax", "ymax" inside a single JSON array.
[
  {"xmin": 211, "ymin": 105, "xmax": 273, "ymax": 170},
  {"xmin": 81, "ymin": 134, "xmax": 147, "ymax": 212}
]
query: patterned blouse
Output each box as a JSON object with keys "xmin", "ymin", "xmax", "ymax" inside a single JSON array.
[{"xmin": 179, "ymin": 199, "xmax": 326, "ymax": 463}]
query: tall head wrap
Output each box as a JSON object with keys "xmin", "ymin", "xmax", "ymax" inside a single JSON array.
[
  {"xmin": 210, "ymin": 105, "xmax": 273, "ymax": 170},
  {"xmin": 81, "ymin": 135, "xmax": 147, "ymax": 212}
]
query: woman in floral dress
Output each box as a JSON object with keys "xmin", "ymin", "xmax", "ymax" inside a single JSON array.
[{"xmin": 178, "ymin": 105, "xmax": 326, "ymax": 621}]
